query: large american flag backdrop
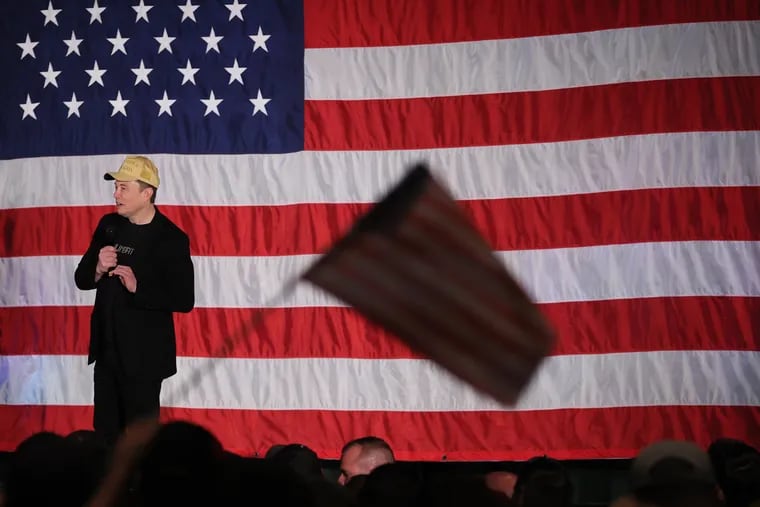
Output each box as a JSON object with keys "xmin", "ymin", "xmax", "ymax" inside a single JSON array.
[{"xmin": 1, "ymin": 0, "xmax": 759, "ymax": 461}]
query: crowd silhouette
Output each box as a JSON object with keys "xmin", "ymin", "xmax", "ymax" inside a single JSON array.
[{"xmin": 1, "ymin": 417, "xmax": 758, "ymax": 507}]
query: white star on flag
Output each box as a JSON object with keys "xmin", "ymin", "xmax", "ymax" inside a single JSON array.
[
  {"xmin": 249, "ymin": 26, "xmax": 270, "ymax": 53},
  {"xmin": 107, "ymin": 29, "xmax": 129, "ymax": 55},
  {"xmin": 224, "ymin": 58, "xmax": 246, "ymax": 85},
  {"xmin": 249, "ymin": 89, "xmax": 271, "ymax": 116},
  {"xmin": 85, "ymin": 60, "xmax": 107, "ymax": 87},
  {"xmin": 155, "ymin": 29, "xmax": 175, "ymax": 54},
  {"xmin": 202, "ymin": 28, "xmax": 223, "ymax": 53},
  {"xmin": 133, "ymin": 0, "xmax": 153, "ymax": 23},
  {"xmin": 40, "ymin": 62, "xmax": 61, "ymax": 88},
  {"xmin": 64, "ymin": 31, "xmax": 83, "ymax": 56},
  {"xmin": 177, "ymin": 59, "xmax": 199, "ymax": 85},
  {"xmin": 201, "ymin": 91, "xmax": 223, "ymax": 116},
  {"xmin": 17, "ymin": 34, "xmax": 38, "ymax": 60},
  {"xmin": 109, "ymin": 91, "xmax": 129, "ymax": 117},
  {"xmin": 63, "ymin": 92, "xmax": 84, "ymax": 118},
  {"xmin": 178, "ymin": 0, "xmax": 199, "ymax": 22},
  {"xmin": 20, "ymin": 94, "xmax": 40, "ymax": 120},
  {"xmin": 41, "ymin": 1, "xmax": 62, "ymax": 26},
  {"xmin": 225, "ymin": 0, "xmax": 246, "ymax": 21},
  {"xmin": 155, "ymin": 91, "xmax": 176, "ymax": 117},
  {"xmin": 87, "ymin": 0, "xmax": 106, "ymax": 24},
  {"xmin": 131, "ymin": 60, "xmax": 153, "ymax": 85}
]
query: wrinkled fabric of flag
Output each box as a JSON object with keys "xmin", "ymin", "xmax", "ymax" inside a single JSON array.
[{"xmin": 0, "ymin": 0, "xmax": 759, "ymax": 461}]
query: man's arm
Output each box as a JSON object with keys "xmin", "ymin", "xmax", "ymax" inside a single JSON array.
[
  {"xmin": 75, "ymin": 218, "xmax": 108, "ymax": 290},
  {"xmin": 132, "ymin": 232, "xmax": 195, "ymax": 313}
]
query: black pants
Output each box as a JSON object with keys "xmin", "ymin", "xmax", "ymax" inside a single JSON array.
[{"xmin": 93, "ymin": 359, "xmax": 162, "ymax": 447}]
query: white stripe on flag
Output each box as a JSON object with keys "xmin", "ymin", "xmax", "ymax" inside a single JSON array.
[
  {"xmin": 305, "ymin": 21, "xmax": 760, "ymax": 99},
  {"xmin": 1, "ymin": 241, "xmax": 758, "ymax": 308},
  {"xmin": 1, "ymin": 132, "xmax": 758, "ymax": 209},
  {"xmin": 2, "ymin": 351, "xmax": 759, "ymax": 410}
]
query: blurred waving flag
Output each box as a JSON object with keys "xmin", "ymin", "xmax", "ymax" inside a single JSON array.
[{"xmin": 1, "ymin": 0, "xmax": 759, "ymax": 460}]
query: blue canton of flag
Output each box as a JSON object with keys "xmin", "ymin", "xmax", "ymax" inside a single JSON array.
[{"xmin": 0, "ymin": 0, "xmax": 304, "ymax": 158}]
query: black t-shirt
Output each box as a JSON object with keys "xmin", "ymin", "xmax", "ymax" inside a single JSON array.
[{"xmin": 98, "ymin": 217, "xmax": 159, "ymax": 364}]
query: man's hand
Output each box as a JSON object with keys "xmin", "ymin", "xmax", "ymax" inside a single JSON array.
[
  {"xmin": 110, "ymin": 265, "xmax": 137, "ymax": 293},
  {"xmin": 96, "ymin": 246, "xmax": 118, "ymax": 275}
]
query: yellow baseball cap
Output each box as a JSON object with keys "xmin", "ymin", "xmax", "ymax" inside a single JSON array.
[{"xmin": 104, "ymin": 155, "xmax": 160, "ymax": 188}]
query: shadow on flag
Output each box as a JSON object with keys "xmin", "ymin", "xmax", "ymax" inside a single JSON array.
[{"xmin": 302, "ymin": 163, "xmax": 557, "ymax": 406}]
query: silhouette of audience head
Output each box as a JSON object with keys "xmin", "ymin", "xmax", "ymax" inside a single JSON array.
[{"xmin": 339, "ymin": 436, "xmax": 395, "ymax": 485}]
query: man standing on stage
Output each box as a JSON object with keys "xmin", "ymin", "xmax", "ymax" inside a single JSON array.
[{"xmin": 74, "ymin": 155, "xmax": 195, "ymax": 446}]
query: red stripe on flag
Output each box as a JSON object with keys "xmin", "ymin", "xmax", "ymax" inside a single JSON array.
[
  {"xmin": 463, "ymin": 186, "xmax": 760, "ymax": 252},
  {"xmin": 304, "ymin": 0, "xmax": 760, "ymax": 48},
  {"xmin": 305, "ymin": 77, "xmax": 760, "ymax": 150},
  {"xmin": 2, "ymin": 186, "xmax": 758, "ymax": 257},
  {"xmin": 2, "ymin": 404, "xmax": 758, "ymax": 460},
  {"xmin": 3, "ymin": 297, "xmax": 757, "ymax": 357}
]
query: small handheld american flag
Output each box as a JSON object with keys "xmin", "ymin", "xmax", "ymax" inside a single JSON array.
[{"xmin": 304, "ymin": 164, "xmax": 557, "ymax": 406}]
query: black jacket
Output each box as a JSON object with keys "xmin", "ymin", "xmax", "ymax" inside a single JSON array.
[{"xmin": 74, "ymin": 208, "xmax": 195, "ymax": 380}]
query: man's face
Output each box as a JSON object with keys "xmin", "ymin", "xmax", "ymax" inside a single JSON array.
[
  {"xmin": 113, "ymin": 180, "xmax": 149, "ymax": 218},
  {"xmin": 338, "ymin": 445, "xmax": 363, "ymax": 485}
]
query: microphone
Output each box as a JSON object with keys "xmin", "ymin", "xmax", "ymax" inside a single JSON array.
[
  {"xmin": 102, "ymin": 225, "xmax": 118, "ymax": 275},
  {"xmin": 104, "ymin": 225, "xmax": 117, "ymax": 246}
]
